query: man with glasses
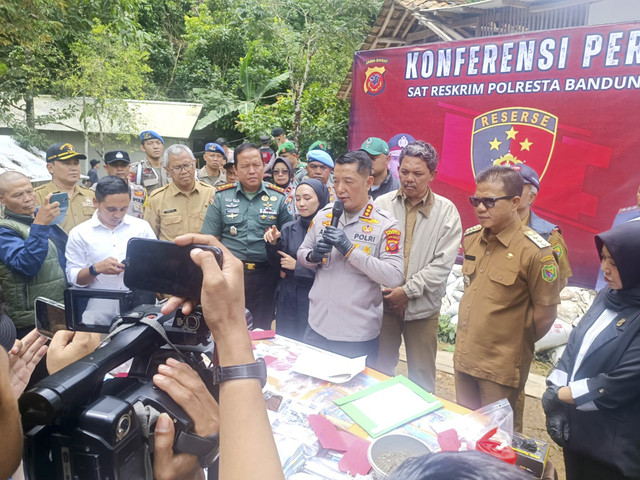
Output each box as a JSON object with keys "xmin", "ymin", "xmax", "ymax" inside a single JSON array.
[
  {"xmin": 130, "ymin": 130, "xmax": 170, "ymax": 194},
  {"xmin": 201, "ymin": 143, "xmax": 292, "ymax": 330},
  {"xmin": 144, "ymin": 144, "xmax": 216, "ymax": 241},
  {"xmin": 35, "ymin": 143, "xmax": 96, "ymax": 233},
  {"xmin": 453, "ymin": 165, "xmax": 560, "ymax": 432}
]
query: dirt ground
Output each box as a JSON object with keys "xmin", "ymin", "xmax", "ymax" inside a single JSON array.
[{"xmin": 396, "ymin": 358, "xmax": 566, "ymax": 480}]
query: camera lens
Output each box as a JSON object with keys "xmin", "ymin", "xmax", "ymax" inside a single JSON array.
[
  {"xmin": 116, "ymin": 414, "xmax": 131, "ymax": 441},
  {"xmin": 184, "ymin": 314, "xmax": 200, "ymax": 331}
]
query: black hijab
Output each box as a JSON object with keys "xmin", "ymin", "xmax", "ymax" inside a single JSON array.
[
  {"xmin": 595, "ymin": 221, "xmax": 640, "ymax": 311},
  {"xmin": 296, "ymin": 178, "xmax": 330, "ymax": 229}
]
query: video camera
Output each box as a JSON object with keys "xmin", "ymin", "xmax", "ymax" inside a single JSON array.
[{"xmin": 19, "ymin": 239, "xmax": 224, "ymax": 480}]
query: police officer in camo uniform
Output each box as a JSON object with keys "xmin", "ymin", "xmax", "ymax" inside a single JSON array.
[
  {"xmin": 201, "ymin": 143, "xmax": 292, "ymax": 330},
  {"xmin": 130, "ymin": 130, "xmax": 170, "ymax": 194},
  {"xmin": 100, "ymin": 151, "xmax": 147, "ymax": 219}
]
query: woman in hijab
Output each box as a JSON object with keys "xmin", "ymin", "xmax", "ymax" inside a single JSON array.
[
  {"xmin": 264, "ymin": 179, "xmax": 330, "ymax": 340},
  {"xmin": 266, "ymin": 156, "xmax": 295, "ymax": 216},
  {"xmin": 543, "ymin": 221, "xmax": 640, "ymax": 480}
]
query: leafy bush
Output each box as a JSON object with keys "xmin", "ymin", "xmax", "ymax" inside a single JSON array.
[{"xmin": 438, "ymin": 315, "xmax": 456, "ymax": 344}]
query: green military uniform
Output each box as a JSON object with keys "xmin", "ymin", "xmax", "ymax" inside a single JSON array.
[
  {"xmin": 201, "ymin": 181, "xmax": 293, "ymax": 330},
  {"xmin": 34, "ymin": 182, "xmax": 95, "ymax": 234},
  {"xmin": 201, "ymin": 181, "xmax": 292, "ymax": 262},
  {"xmin": 144, "ymin": 180, "xmax": 216, "ymax": 241}
]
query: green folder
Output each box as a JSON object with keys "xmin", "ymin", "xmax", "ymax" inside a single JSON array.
[{"xmin": 334, "ymin": 376, "xmax": 443, "ymax": 438}]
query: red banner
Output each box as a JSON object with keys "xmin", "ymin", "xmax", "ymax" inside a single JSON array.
[{"xmin": 348, "ymin": 23, "xmax": 640, "ymax": 288}]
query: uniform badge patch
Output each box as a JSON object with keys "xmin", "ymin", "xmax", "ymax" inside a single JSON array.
[
  {"xmin": 384, "ymin": 228, "xmax": 401, "ymax": 254},
  {"xmin": 542, "ymin": 264, "xmax": 558, "ymax": 283},
  {"xmin": 363, "ymin": 245, "xmax": 371, "ymax": 255},
  {"xmin": 261, "ymin": 195, "xmax": 269, "ymax": 201},
  {"xmin": 360, "ymin": 217, "xmax": 380, "ymax": 225},
  {"xmin": 362, "ymin": 204, "xmax": 373, "ymax": 218},
  {"xmin": 230, "ymin": 226, "xmax": 237, "ymax": 236},
  {"xmin": 362, "ymin": 225, "xmax": 373, "ymax": 233},
  {"xmin": 552, "ymin": 244, "xmax": 563, "ymax": 258}
]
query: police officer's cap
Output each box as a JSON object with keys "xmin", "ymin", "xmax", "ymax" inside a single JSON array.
[
  {"xmin": 512, "ymin": 164, "xmax": 540, "ymax": 190},
  {"xmin": 104, "ymin": 151, "xmax": 131, "ymax": 164},
  {"xmin": 46, "ymin": 143, "xmax": 87, "ymax": 162},
  {"xmin": 140, "ymin": 130, "xmax": 164, "ymax": 144}
]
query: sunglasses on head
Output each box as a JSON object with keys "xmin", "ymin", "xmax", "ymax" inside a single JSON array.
[{"xmin": 469, "ymin": 195, "xmax": 515, "ymax": 208}]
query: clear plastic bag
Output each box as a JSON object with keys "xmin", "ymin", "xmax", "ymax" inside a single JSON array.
[{"xmin": 453, "ymin": 399, "xmax": 514, "ymax": 450}]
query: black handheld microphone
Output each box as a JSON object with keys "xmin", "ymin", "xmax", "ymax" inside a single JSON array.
[{"xmin": 330, "ymin": 201, "xmax": 344, "ymax": 228}]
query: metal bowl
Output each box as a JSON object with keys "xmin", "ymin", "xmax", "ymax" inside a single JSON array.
[{"xmin": 367, "ymin": 433, "xmax": 431, "ymax": 479}]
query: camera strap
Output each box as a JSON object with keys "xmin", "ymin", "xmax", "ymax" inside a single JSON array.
[{"xmin": 107, "ymin": 315, "xmax": 187, "ymax": 363}]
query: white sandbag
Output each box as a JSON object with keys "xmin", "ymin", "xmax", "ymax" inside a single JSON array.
[{"xmin": 535, "ymin": 319, "xmax": 572, "ymax": 352}]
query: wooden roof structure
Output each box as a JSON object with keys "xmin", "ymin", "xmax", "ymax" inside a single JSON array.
[{"xmin": 338, "ymin": 0, "xmax": 600, "ymax": 99}]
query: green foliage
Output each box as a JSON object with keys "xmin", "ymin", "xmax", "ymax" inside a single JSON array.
[
  {"xmin": 438, "ymin": 315, "xmax": 457, "ymax": 344},
  {"xmin": 237, "ymin": 81, "xmax": 350, "ymax": 154},
  {"xmin": 56, "ymin": 20, "xmax": 151, "ymax": 156}
]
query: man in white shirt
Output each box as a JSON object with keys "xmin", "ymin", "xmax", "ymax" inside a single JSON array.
[{"xmin": 66, "ymin": 175, "xmax": 156, "ymax": 295}]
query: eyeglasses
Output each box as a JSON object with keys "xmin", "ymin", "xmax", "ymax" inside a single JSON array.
[
  {"xmin": 469, "ymin": 195, "xmax": 515, "ymax": 208},
  {"xmin": 272, "ymin": 169, "xmax": 289, "ymax": 175},
  {"xmin": 169, "ymin": 163, "xmax": 194, "ymax": 173}
]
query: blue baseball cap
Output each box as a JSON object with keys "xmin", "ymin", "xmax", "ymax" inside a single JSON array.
[
  {"xmin": 512, "ymin": 164, "xmax": 540, "ymax": 190},
  {"xmin": 140, "ymin": 130, "xmax": 164, "ymax": 144},
  {"xmin": 307, "ymin": 150, "xmax": 334, "ymax": 168}
]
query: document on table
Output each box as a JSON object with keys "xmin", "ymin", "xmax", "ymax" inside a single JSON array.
[
  {"xmin": 292, "ymin": 349, "xmax": 366, "ymax": 383},
  {"xmin": 335, "ymin": 376, "xmax": 443, "ymax": 438}
]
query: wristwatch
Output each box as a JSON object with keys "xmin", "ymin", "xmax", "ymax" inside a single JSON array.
[
  {"xmin": 213, "ymin": 357, "xmax": 267, "ymax": 388},
  {"xmin": 89, "ymin": 264, "xmax": 100, "ymax": 276}
]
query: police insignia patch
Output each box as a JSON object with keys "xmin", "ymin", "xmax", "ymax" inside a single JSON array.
[
  {"xmin": 542, "ymin": 264, "xmax": 558, "ymax": 283},
  {"xmin": 552, "ymin": 244, "xmax": 563, "ymax": 258},
  {"xmin": 362, "ymin": 204, "xmax": 373, "ymax": 218},
  {"xmin": 362, "ymin": 225, "xmax": 373, "ymax": 233},
  {"xmin": 216, "ymin": 183, "xmax": 235, "ymax": 192},
  {"xmin": 384, "ymin": 228, "xmax": 401, "ymax": 254}
]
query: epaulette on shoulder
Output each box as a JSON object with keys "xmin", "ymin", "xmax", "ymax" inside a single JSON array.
[
  {"xmin": 524, "ymin": 229, "xmax": 550, "ymax": 248},
  {"xmin": 33, "ymin": 183, "xmax": 47, "ymax": 191},
  {"xmin": 464, "ymin": 224, "xmax": 482, "ymax": 236},
  {"xmin": 215, "ymin": 183, "xmax": 235, "ymax": 192},
  {"xmin": 148, "ymin": 183, "xmax": 170, "ymax": 198},
  {"xmin": 77, "ymin": 185, "xmax": 95, "ymax": 195},
  {"xmin": 267, "ymin": 183, "xmax": 285, "ymax": 194}
]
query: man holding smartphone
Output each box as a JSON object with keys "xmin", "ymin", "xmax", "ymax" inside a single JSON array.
[
  {"xmin": 34, "ymin": 143, "xmax": 96, "ymax": 234},
  {"xmin": 66, "ymin": 175, "xmax": 156, "ymax": 292},
  {"xmin": 0, "ymin": 171, "xmax": 67, "ymax": 338}
]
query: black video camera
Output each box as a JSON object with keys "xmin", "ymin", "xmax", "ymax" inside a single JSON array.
[{"xmin": 21, "ymin": 287, "xmax": 217, "ymax": 480}]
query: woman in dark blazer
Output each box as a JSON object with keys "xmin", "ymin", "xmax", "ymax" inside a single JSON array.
[{"xmin": 543, "ymin": 221, "xmax": 640, "ymax": 480}]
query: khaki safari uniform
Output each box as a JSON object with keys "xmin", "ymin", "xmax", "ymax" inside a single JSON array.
[
  {"xmin": 524, "ymin": 211, "xmax": 572, "ymax": 281},
  {"xmin": 200, "ymin": 181, "xmax": 292, "ymax": 330},
  {"xmin": 196, "ymin": 166, "xmax": 227, "ymax": 188},
  {"xmin": 129, "ymin": 158, "xmax": 170, "ymax": 194},
  {"xmin": 298, "ymin": 201, "xmax": 405, "ymax": 342},
  {"xmin": 144, "ymin": 180, "xmax": 215, "ymax": 242},
  {"xmin": 454, "ymin": 219, "xmax": 560, "ymax": 428},
  {"xmin": 34, "ymin": 182, "xmax": 95, "ymax": 234}
]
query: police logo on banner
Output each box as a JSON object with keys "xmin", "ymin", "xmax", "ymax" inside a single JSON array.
[
  {"xmin": 471, "ymin": 107, "xmax": 558, "ymax": 179},
  {"xmin": 363, "ymin": 58, "xmax": 389, "ymax": 97}
]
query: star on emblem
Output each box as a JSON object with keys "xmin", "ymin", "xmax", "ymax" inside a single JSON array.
[
  {"xmin": 519, "ymin": 138, "xmax": 533, "ymax": 151},
  {"xmin": 489, "ymin": 138, "xmax": 502, "ymax": 151},
  {"xmin": 505, "ymin": 127, "xmax": 518, "ymax": 140}
]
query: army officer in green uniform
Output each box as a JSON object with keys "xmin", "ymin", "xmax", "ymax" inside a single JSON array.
[{"xmin": 201, "ymin": 143, "xmax": 292, "ymax": 330}]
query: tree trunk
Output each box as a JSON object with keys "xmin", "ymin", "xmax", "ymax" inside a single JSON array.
[{"xmin": 25, "ymin": 94, "xmax": 35, "ymax": 130}]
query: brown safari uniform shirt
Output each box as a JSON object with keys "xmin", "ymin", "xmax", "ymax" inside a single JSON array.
[
  {"xmin": 454, "ymin": 218, "xmax": 561, "ymax": 388},
  {"xmin": 144, "ymin": 180, "xmax": 216, "ymax": 241},
  {"xmin": 34, "ymin": 182, "xmax": 96, "ymax": 234},
  {"xmin": 523, "ymin": 212, "xmax": 572, "ymax": 282}
]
